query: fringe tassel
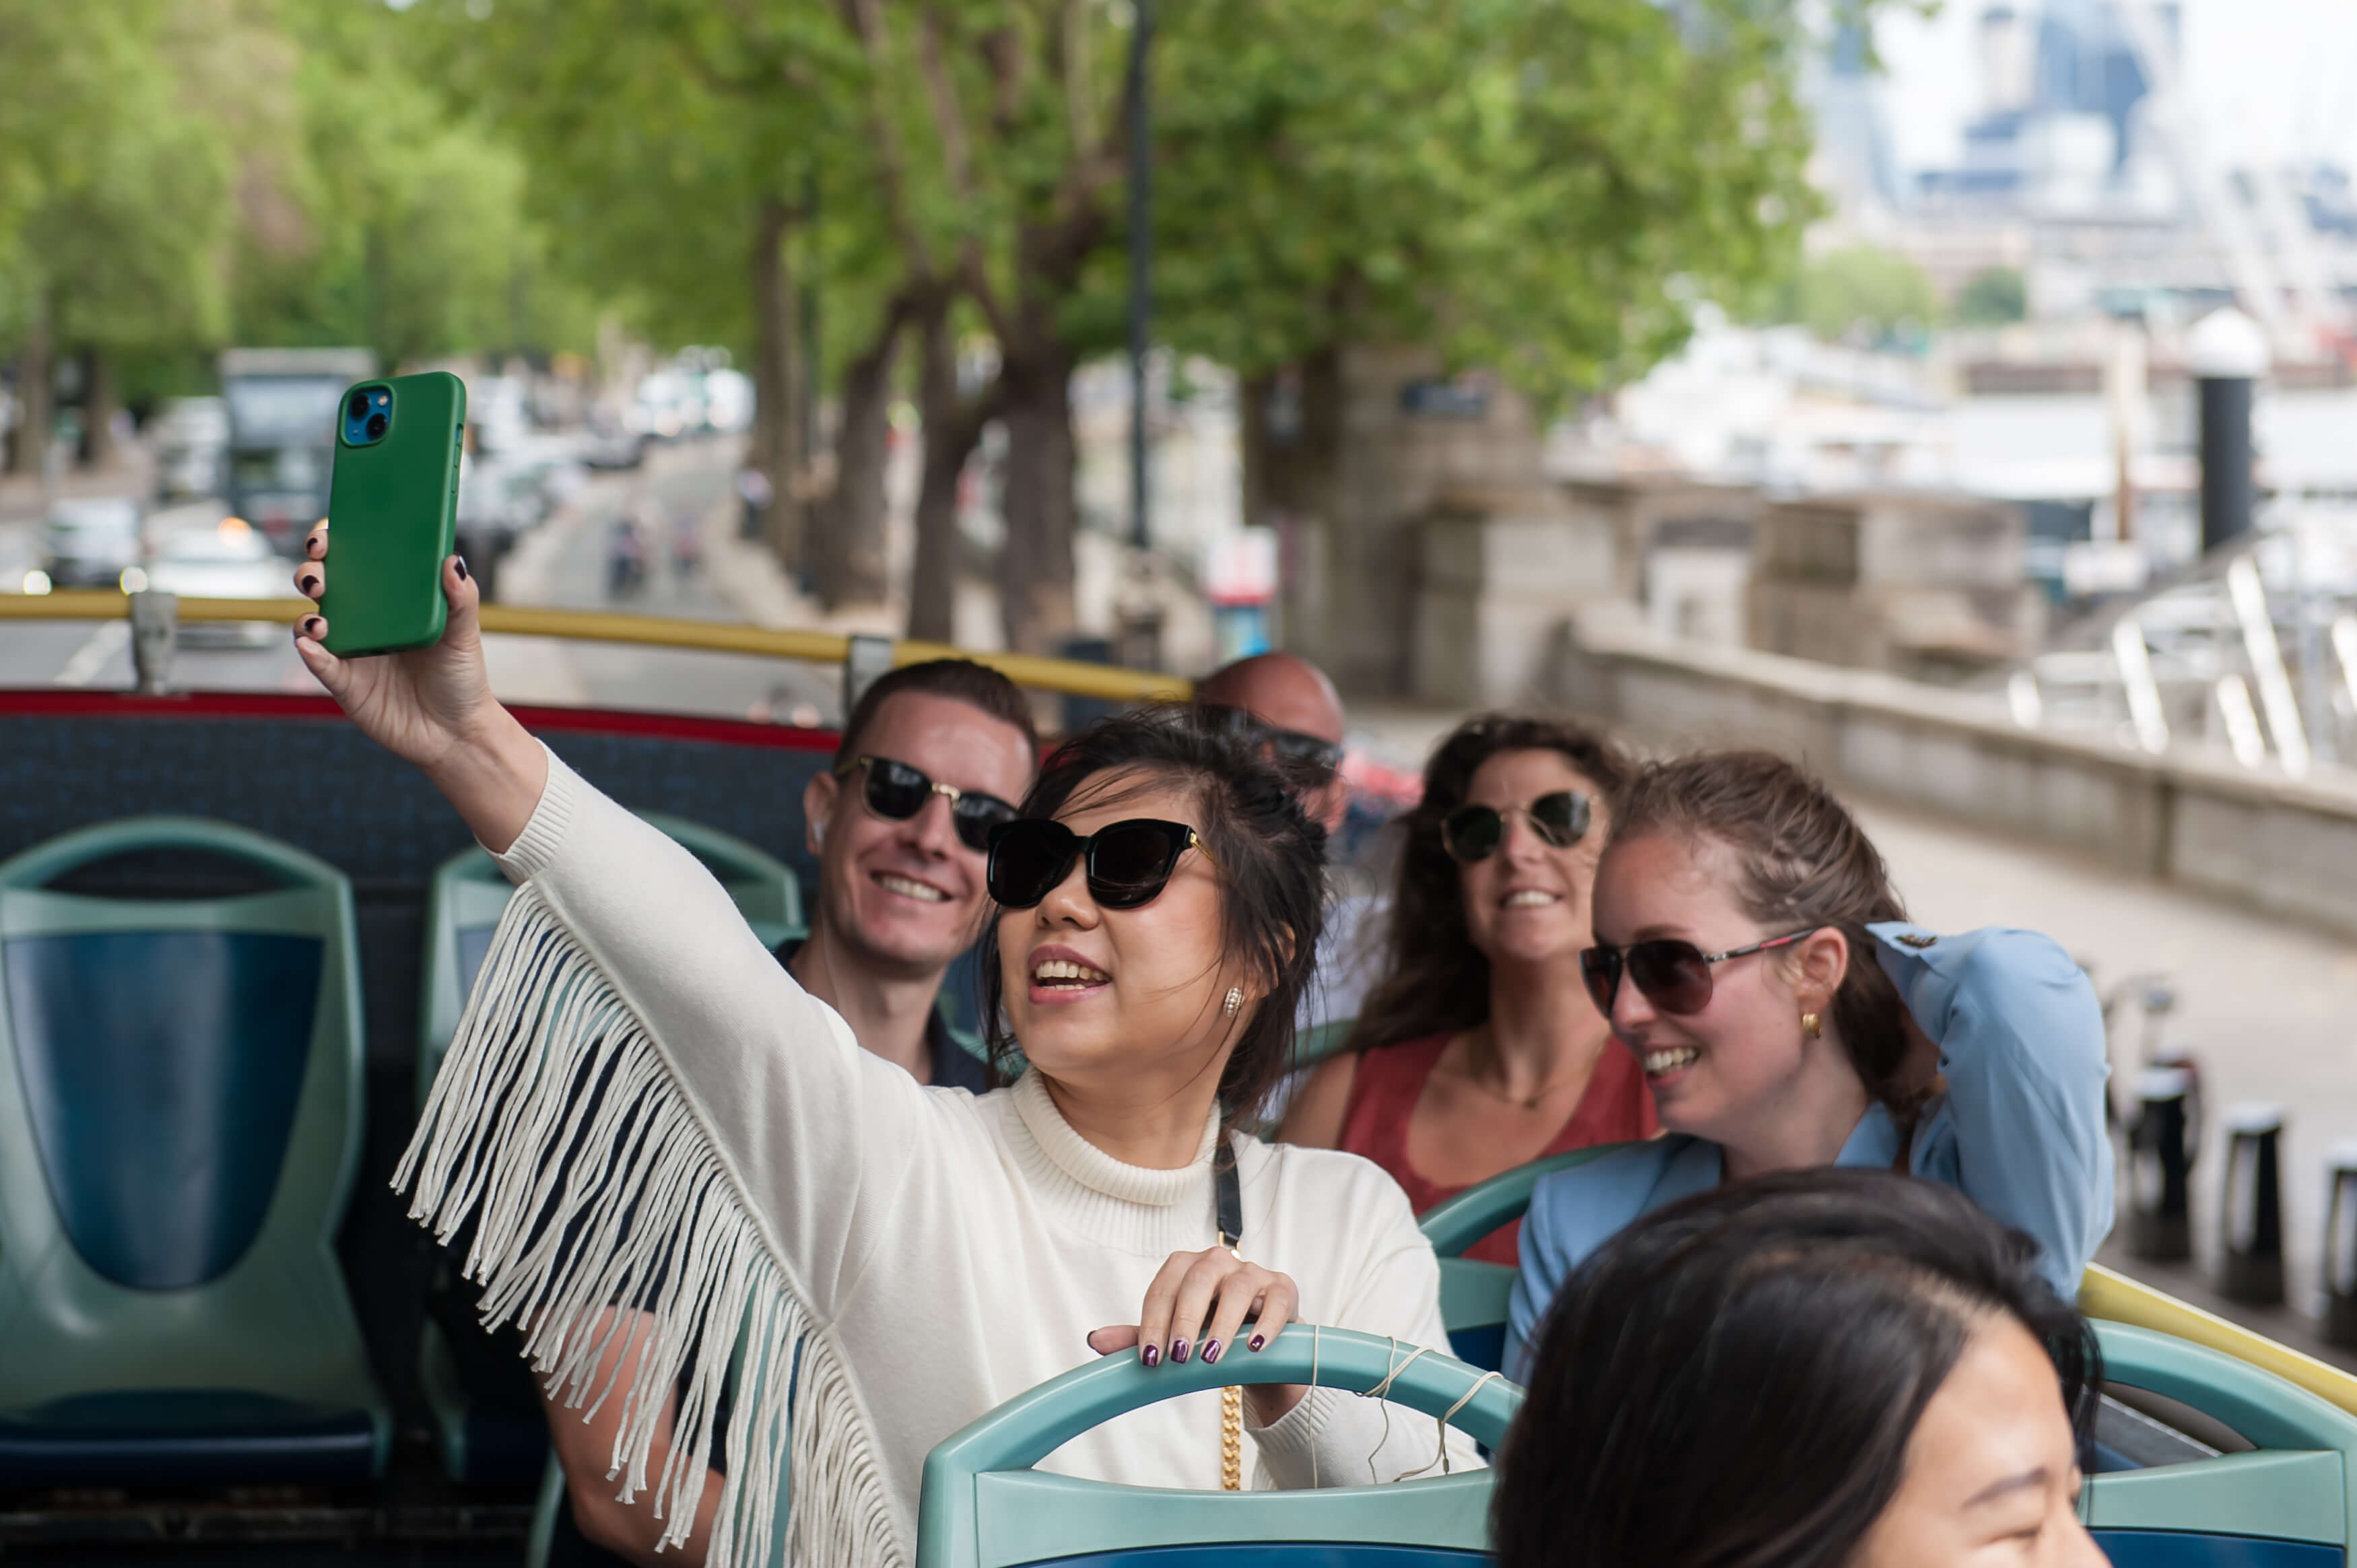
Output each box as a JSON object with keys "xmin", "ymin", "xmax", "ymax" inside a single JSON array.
[{"xmin": 395, "ymin": 886, "xmax": 901, "ymax": 1567}]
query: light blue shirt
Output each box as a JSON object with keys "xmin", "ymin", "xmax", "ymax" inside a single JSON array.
[{"xmin": 1503, "ymin": 923, "xmax": 2114, "ymax": 1382}]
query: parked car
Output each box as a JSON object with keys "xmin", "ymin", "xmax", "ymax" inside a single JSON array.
[
  {"xmin": 38, "ymin": 497, "xmax": 145, "ymax": 589},
  {"xmin": 139, "ymin": 516, "xmax": 307, "ymax": 646},
  {"xmin": 152, "ymin": 397, "xmax": 230, "ymax": 501}
]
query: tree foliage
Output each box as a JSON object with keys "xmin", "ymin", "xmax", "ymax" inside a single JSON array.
[
  {"xmin": 1795, "ymin": 242, "xmax": 1938, "ymax": 345},
  {"xmin": 1955, "ymin": 265, "xmax": 2027, "ymax": 327}
]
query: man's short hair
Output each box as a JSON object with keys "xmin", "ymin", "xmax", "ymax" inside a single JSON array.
[{"xmin": 834, "ymin": 658, "xmax": 1039, "ymax": 770}]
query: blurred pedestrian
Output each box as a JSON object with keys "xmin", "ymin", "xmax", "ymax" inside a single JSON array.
[{"xmin": 735, "ymin": 463, "xmax": 772, "ymax": 542}]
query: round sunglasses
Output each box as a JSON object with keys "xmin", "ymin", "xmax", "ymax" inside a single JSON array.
[
  {"xmin": 986, "ymin": 817, "xmax": 1218, "ymax": 910},
  {"xmin": 838, "ymin": 755, "xmax": 1020, "ymax": 854},
  {"xmin": 1579, "ymin": 928, "xmax": 1820, "ymax": 1017},
  {"xmin": 1441, "ymin": 790, "xmax": 1591, "ymax": 864}
]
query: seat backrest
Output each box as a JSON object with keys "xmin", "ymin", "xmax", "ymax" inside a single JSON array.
[
  {"xmin": 417, "ymin": 813, "xmax": 806, "ymax": 1105},
  {"xmin": 1418, "ymin": 1145, "xmax": 1632, "ymax": 1373},
  {"xmin": 0, "ymin": 817, "xmax": 370, "ymax": 1404},
  {"xmin": 2087, "ymin": 1321, "xmax": 2357, "ymax": 1564},
  {"xmin": 917, "ymin": 1326, "xmax": 1519, "ymax": 1568}
]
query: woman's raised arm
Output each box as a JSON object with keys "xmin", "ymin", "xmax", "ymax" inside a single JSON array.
[{"xmin": 294, "ymin": 530, "xmax": 920, "ymax": 1565}]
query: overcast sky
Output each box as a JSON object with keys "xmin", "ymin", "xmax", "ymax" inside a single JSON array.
[{"xmin": 1873, "ymin": 0, "xmax": 2357, "ymax": 175}]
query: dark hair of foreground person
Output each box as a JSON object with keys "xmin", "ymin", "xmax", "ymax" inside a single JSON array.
[{"xmin": 1492, "ymin": 1169, "xmax": 2100, "ymax": 1568}]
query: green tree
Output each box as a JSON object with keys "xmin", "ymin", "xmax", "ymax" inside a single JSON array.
[
  {"xmin": 0, "ymin": 0, "xmax": 238, "ymax": 471},
  {"xmin": 1796, "ymin": 244, "xmax": 1938, "ymax": 344},
  {"xmin": 1955, "ymin": 265, "xmax": 2027, "ymax": 327}
]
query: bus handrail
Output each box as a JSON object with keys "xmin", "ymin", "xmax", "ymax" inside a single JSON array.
[
  {"xmin": 2082, "ymin": 1262, "xmax": 2357, "ymax": 1420},
  {"xmin": 0, "ymin": 590, "xmax": 1193, "ymax": 704}
]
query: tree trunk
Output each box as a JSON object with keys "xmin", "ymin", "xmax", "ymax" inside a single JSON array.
[
  {"xmin": 749, "ymin": 192, "xmax": 803, "ymax": 570},
  {"xmin": 996, "ymin": 343, "xmax": 1079, "ymax": 656},
  {"xmin": 1263, "ymin": 346, "xmax": 1346, "ymax": 667},
  {"xmin": 81, "ymin": 349, "xmax": 119, "ymax": 471},
  {"xmin": 7, "ymin": 302, "xmax": 53, "ymax": 477},
  {"xmin": 810, "ymin": 311, "xmax": 901, "ymax": 612},
  {"xmin": 908, "ymin": 301, "xmax": 993, "ymax": 642}
]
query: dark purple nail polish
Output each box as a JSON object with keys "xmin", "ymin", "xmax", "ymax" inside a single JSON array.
[
  {"xmin": 1202, "ymin": 1339, "xmax": 1222, "ymax": 1365},
  {"xmin": 1249, "ymin": 1334, "xmax": 1266, "ymax": 1352},
  {"xmin": 299, "ymin": 574, "xmax": 319, "ymax": 593},
  {"xmin": 453, "ymin": 555, "xmax": 469, "ymax": 581},
  {"xmin": 302, "ymin": 617, "xmax": 323, "ymax": 636},
  {"xmin": 1171, "ymin": 1338, "xmax": 1191, "ymax": 1365},
  {"xmin": 1141, "ymin": 1344, "xmax": 1160, "ymax": 1369}
]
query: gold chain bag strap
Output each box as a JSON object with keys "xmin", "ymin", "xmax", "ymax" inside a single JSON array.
[{"xmin": 1214, "ymin": 1144, "xmax": 1245, "ymax": 1491}]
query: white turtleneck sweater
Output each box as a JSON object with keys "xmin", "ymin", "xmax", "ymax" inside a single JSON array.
[{"xmin": 405, "ymin": 750, "xmax": 1474, "ymax": 1567}]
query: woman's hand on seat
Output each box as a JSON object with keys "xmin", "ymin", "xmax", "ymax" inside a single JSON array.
[
  {"xmin": 292, "ymin": 524, "xmax": 543, "ymax": 852},
  {"xmin": 1088, "ymin": 1248, "xmax": 1309, "ymax": 1424}
]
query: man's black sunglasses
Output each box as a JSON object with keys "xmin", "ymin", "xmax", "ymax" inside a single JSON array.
[
  {"xmin": 1203, "ymin": 705, "xmax": 1344, "ymax": 774},
  {"xmin": 837, "ymin": 755, "xmax": 1020, "ymax": 854},
  {"xmin": 987, "ymin": 817, "xmax": 1218, "ymax": 910}
]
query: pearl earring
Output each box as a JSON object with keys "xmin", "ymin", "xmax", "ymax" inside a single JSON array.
[{"xmin": 1223, "ymin": 986, "xmax": 1244, "ymax": 1018}]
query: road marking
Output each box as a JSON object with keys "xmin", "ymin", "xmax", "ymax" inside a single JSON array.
[{"xmin": 55, "ymin": 619, "xmax": 129, "ymax": 687}]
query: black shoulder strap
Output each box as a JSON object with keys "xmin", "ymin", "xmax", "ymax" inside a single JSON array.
[{"xmin": 1214, "ymin": 1140, "xmax": 1243, "ymax": 1250}]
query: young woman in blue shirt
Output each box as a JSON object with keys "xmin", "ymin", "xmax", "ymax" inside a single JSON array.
[{"xmin": 1505, "ymin": 749, "xmax": 2114, "ymax": 1382}]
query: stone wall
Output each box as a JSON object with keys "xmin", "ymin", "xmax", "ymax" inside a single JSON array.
[{"xmin": 1550, "ymin": 617, "xmax": 2357, "ymax": 938}]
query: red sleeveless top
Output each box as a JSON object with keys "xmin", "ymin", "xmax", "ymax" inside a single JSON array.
[{"xmin": 1335, "ymin": 1033, "xmax": 1659, "ymax": 1265}]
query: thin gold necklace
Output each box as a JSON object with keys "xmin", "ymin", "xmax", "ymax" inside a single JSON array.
[{"xmin": 1451, "ymin": 1029, "xmax": 1593, "ymax": 1110}]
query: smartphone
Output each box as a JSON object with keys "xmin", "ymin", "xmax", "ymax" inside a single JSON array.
[{"xmin": 319, "ymin": 371, "xmax": 467, "ymax": 657}]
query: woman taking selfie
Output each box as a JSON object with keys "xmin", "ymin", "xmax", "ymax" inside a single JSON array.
[
  {"xmin": 1281, "ymin": 716, "xmax": 1654, "ymax": 1264},
  {"xmin": 290, "ymin": 543, "xmax": 1472, "ymax": 1568},
  {"xmin": 1504, "ymin": 749, "xmax": 2113, "ymax": 1380},
  {"xmin": 1494, "ymin": 1169, "xmax": 2106, "ymax": 1568}
]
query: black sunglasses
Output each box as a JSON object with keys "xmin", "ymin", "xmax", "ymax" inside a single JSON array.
[
  {"xmin": 1579, "ymin": 928, "xmax": 1820, "ymax": 1017},
  {"xmin": 1203, "ymin": 705, "xmax": 1343, "ymax": 774},
  {"xmin": 838, "ymin": 755, "xmax": 1020, "ymax": 854},
  {"xmin": 1441, "ymin": 790, "xmax": 1591, "ymax": 864},
  {"xmin": 987, "ymin": 817, "xmax": 1218, "ymax": 910}
]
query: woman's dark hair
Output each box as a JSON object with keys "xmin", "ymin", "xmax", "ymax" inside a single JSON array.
[
  {"xmin": 1612, "ymin": 748, "xmax": 1919, "ymax": 1113},
  {"xmin": 1348, "ymin": 714, "xmax": 1628, "ymax": 1055},
  {"xmin": 978, "ymin": 704, "xmax": 1327, "ymax": 1128},
  {"xmin": 1493, "ymin": 1169, "xmax": 2100, "ymax": 1568}
]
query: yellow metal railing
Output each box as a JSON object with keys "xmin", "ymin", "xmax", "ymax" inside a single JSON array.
[
  {"xmin": 2083, "ymin": 1262, "xmax": 2357, "ymax": 1419},
  {"xmin": 0, "ymin": 590, "xmax": 1192, "ymax": 704}
]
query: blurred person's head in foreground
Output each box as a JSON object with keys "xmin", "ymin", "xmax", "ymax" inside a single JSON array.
[
  {"xmin": 803, "ymin": 659, "xmax": 1038, "ymax": 980},
  {"xmin": 1494, "ymin": 1168, "xmax": 2103, "ymax": 1568},
  {"xmin": 1196, "ymin": 651, "xmax": 1348, "ymax": 836}
]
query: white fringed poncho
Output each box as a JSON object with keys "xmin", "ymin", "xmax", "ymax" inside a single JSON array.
[{"xmin": 397, "ymin": 750, "xmax": 1475, "ymax": 1567}]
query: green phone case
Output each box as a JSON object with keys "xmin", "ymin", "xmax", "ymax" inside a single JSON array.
[{"xmin": 320, "ymin": 371, "xmax": 467, "ymax": 657}]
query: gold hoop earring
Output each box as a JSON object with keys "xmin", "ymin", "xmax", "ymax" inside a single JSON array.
[
  {"xmin": 1801, "ymin": 1011, "xmax": 1822, "ymax": 1039},
  {"xmin": 1223, "ymin": 986, "xmax": 1244, "ymax": 1018}
]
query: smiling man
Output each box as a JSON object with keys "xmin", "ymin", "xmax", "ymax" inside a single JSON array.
[{"xmin": 787, "ymin": 659, "xmax": 1039, "ymax": 1089}]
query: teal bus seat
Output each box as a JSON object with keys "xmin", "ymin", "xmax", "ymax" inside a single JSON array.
[
  {"xmin": 1416, "ymin": 1146, "xmax": 1631, "ymax": 1374},
  {"xmin": 2088, "ymin": 1321, "xmax": 2357, "ymax": 1565},
  {"xmin": 414, "ymin": 813, "xmax": 805, "ymax": 1488},
  {"xmin": 917, "ymin": 1326, "xmax": 1519, "ymax": 1568},
  {"xmin": 0, "ymin": 817, "xmax": 388, "ymax": 1486}
]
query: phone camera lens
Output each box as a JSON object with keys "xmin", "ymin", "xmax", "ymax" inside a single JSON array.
[
  {"xmin": 366, "ymin": 413, "xmax": 389, "ymax": 439},
  {"xmin": 348, "ymin": 393, "xmax": 370, "ymax": 419}
]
